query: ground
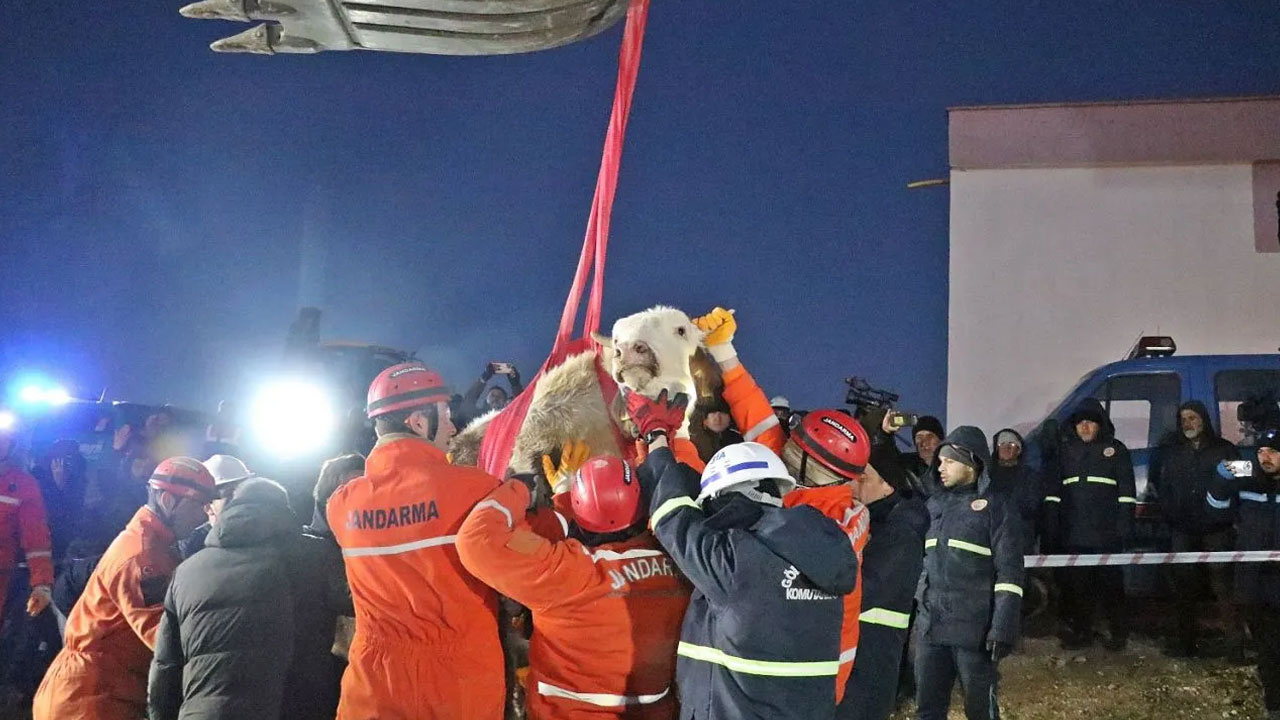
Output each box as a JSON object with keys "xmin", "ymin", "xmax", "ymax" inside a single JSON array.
[{"xmin": 891, "ymin": 636, "xmax": 1266, "ymax": 720}]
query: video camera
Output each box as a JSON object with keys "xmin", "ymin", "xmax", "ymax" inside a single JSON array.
[
  {"xmin": 1238, "ymin": 391, "xmax": 1280, "ymax": 440},
  {"xmin": 844, "ymin": 376, "xmax": 900, "ymax": 417}
]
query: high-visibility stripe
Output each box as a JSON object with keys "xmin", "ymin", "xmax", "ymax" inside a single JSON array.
[
  {"xmin": 860, "ymin": 607, "xmax": 911, "ymax": 629},
  {"xmin": 995, "ymin": 583, "xmax": 1022, "ymax": 596},
  {"xmin": 474, "ymin": 499, "xmax": 513, "ymax": 529},
  {"xmin": 585, "ymin": 547, "xmax": 666, "ymax": 563},
  {"xmin": 0, "ymin": 495, "xmax": 19, "ymax": 506},
  {"xmin": 1043, "ymin": 496, "xmax": 1062, "ymax": 503},
  {"xmin": 342, "ymin": 534, "xmax": 457, "ymax": 557},
  {"xmin": 1206, "ymin": 493, "xmax": 1232, "ymax": 510},
  {"xmin": 650, "ymin": 497, "xmax": 699, "ymax": 528},
  {"xmin": 839, "ymin": 647, "xmax": 857, "ymax": 665},
  {"xmin": 1061, "ymin": 477, "xmax": 1080, "ymax": 485},
  {"xmin": 1117, "ymin": 496, "xmax": 1137, "ymax": 504},
  {"xmin": 25, "ymin": 551, "xmax": 52, "ymax": 560},
  {"xmin": 536, "ymin": 681, "xmax": 669, "ymax": 707},
  {"xmin": 1240, "ymin": 491, "xmax": 1271, "ymax": 504},
  {"xmin": 924, "ymin": 538, "xmax": 938, "ymax": 549},
  {"xmin": 677, "ymin": 642, "xmax": 839, "ymax": 677},
  {"xmin": 553, "ymin": 511, "xmax": 569, "ymax": 537},
  {"xmin": 743, "ymin": 414, "xmax": 781, "ymax": 442},
  {"xmin": 948, "ymin": 539, "xmax": 992, "ymax": 556},
  {"xmin": 1086, "ymin": 476, "xmax": 1117, "ymax": 486}
]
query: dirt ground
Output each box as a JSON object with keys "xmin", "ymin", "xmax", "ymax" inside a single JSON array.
[{"xmin": 891, "ymin": 636, "xmax": 1266, "ymax": 720}]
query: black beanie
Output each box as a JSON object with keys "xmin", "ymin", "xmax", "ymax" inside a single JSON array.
[{"xmin": 913, "ymin": 416, "xmax": 944, "ymax": 441}]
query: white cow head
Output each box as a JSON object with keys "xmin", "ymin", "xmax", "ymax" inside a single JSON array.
[{"xmin": 594, "ymin": 305, "xmax": 705, "ymax": 399}]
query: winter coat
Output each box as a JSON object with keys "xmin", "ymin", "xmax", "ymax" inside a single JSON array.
[
  {"xmin": 916, "ymin": 426, "xmax": 1025, "ymax": 650},
  {"xmin": 842, "ymin": 491, "xmax": 927, "ymax": 720},
  {"xmin": 1043, "ymin": 399, "xmax": 1136, "ymax": 550},
  {"xmin": 1151, "ymin": 401, "xmax": 1239, "ymax": 533},
  {"xmin": 988, "ymin": 428, "xmax": 1044, "ymax": 552},
  {"xmin": 148, "ymin": 496, "xmax": 351, "ymax": 720},
  {"xmin": 1206, "ymin": 466, "xmax": 1280, "ymax": 608},
  {"xmin": 645, "ymin": 447, "xmax": 857, "ymax": 720}
]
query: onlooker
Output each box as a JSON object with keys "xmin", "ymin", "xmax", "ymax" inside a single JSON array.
[
  {"xmin": 1043, "ymin": 399, "xmax": 1136, "ymax": 651},
  {"xmin": 914, "ymin": 426, "xmax": 1024, "ymax": 720},
  {"xmin": 34, "ymin": 458, "xmax": 214, "ymax": 720},
  {"xmin": 988, "ymin": 428, "xmax": 1044, "ymax": 553},
  {"xmin": 307, "ymin": 454, "xmax": 361, "ymax": 679},
  {"xmin": 310, "ymin": 454, "xmax": 365, "ymax": 536},
  {"xmin": 148, "ymin": 478, "xmax": 352, "ymax": 720},
  {"xmin": 459, "ymin": 362, "xmax": 523, "ymax": 427},
  {"xmin": 689, "ymin": 397, "xmax": 744, "ymax": 462},
  {"xmin": 770, "ymin": 395, "xmax": 793, "ymax": 437},
  {"xmin": 1206, "ymin": 428, "xmax": 1280, "ymax": 720},
  {"xmin": 877, "ymin": 414, "xmax": 944, "ymax": 499},
  {"xmin": 32, "ymin": 440, "xmax": 90, "ymax": 565},
  {"xmin": 1151, "ymin": 401, "xmax": 1240, "ymax": 657}
]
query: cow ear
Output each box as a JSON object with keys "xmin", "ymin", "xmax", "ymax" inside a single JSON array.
[{"xmin": 591, "ymin": 332, "xmax": 613, "ymax": 351}]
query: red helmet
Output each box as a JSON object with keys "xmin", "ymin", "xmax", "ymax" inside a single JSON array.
[
  {"xmin": 367, "ymin": 362, "xmax": 450, "ymax": 419},
  {"xmin": 571, "ymin": 455, "xmax": 643, "ymax": 534},
  {"xmin": 147, "ymin": 457, "xmax": 217, "ymax": 502},
  {"xmin": 791, "ymin": 409, "xmax": 870, "ymax": 481}
]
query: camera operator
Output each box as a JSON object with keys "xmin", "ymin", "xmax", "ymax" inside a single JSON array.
[{"xmin": 458, "ymin": 362, "xmax": 523, "ymax": 427}]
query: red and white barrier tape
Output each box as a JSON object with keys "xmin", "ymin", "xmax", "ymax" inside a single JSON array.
[{"xmin": 1025, "ymin": 550, "xmax": 1280, "ymax": 568}]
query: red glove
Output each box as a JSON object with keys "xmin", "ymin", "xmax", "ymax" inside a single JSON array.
[{"xmin": 624, "ymin": 388, "xmax": 689, "ymax": 441}]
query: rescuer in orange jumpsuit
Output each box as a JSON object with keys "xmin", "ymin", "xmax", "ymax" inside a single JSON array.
[
  {"xmin": 693, "ymin": 307, "xmax": 871, "ymax": 702},
  {"xmin": 457, "ymin": 449, "xmax": 691, "ymax": 720},
  {"xmin": 32, "ymin": 456, "xmax": 215, "ymax": 720},
  {"xmin": 0, "ymin": 413, "xmax": 56, "ymax": 622},
  {"xmin": 327, "ymin": 362, "xmax": 505, "ymax": 720}
]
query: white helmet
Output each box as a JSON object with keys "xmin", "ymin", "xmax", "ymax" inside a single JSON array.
[
  {"xmin": 769, "ymin": 396, "xmax": 791, "ymax": 411},
  {"xmin": 697, "ymin": 442, "xmax": 796, "ymax": 507},
  {"xmin": 203, "ymin": 454, "xmax": 257, "ymax": 488}
]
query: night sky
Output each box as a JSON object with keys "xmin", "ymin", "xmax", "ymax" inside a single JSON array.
[{"xmin": 2, "ymin": 1, "xmax": 1279, "ymax": 421}]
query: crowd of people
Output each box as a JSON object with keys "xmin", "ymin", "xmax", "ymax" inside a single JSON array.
[{"xmin": 0, "ymin": 308, "xmax": 1277, "ymax": 720}]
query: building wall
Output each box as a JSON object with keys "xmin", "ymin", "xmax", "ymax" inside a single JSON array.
[{"xmin": 947, "ymin": 164, "xmax": 1280, "ymax": 435}]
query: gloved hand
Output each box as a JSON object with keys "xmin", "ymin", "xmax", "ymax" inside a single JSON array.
[
  {"xmin": 27, "ymin": 585, "xmax": 53, "ymax": 616},
  {"xmin": 987, "ymin": 639, "xmax": 1012, "ymax": 662},
  {"xmin": 541, "ymin": 440, "xmax": 591, "ymax": 495},
  {"xmin": 624, "ymin": 388, "xmax": 689, "ymax": 442},
  {"xmin": 692, "ymin": 308, "xmax": 737, "ymax": 364}
]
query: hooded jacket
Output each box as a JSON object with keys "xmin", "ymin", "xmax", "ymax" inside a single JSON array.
[
  {"xmin": 148, "ymin": 495, "xmax": 351, "ymax": 720},
  {"xmin": 916, "ymin": 426, "xmax": 1025, "ymax": 650},
  {"xmin": 1151, "ymin": 401, "xmax": 1239, "ymax": 533},
  {"xmin": 988, "ymin": 428, "xmax": 1044, "ymax": 552},
  {"xmin": 1043, "ymin": 399, "xmax": 1136, "ymax": 550},
  {"xmin": 645, "ymin": 447, "xmax": 857, "ymax": 720}
]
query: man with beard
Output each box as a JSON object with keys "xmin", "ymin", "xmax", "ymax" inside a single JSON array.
[
  {"xmin": 1151, "ymin": 402, "xmax": 1240, "ymax": 657},
  {"xmin": 1206, "ymin": 428, "xmax": 1280, "ymax": 720}
]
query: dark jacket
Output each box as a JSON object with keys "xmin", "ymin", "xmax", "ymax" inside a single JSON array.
[
  {"xmin": 1151, "ymin": 401, "xmax": 1239, "ymax": 533},
  {"xmin": 645, "ymin": 447, "xmax": 857, "ymax": 720},
  {"xmin": 916, "ymin": 426, "xmax": 1025, "ymax": 650},
  {"xmin": 1043, "ymin": 399, "xmax": 1136, "ymax": 550},
  {"xmin": 1206, "ymin": 465, "xmax": 1280, "ymax": 608},
  {"xmin": 148, "ymin": 496, "xmax": 351, "ymax": 720},
  {"xmin": 841, "ymin": 491, "xmax": 927, "ymax": 720},
  {"xmin": 988, "ymin": 428, "xmax": 1044, "ymax": 552}
]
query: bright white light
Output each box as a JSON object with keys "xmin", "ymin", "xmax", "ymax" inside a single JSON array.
[
  {"xmin": 248, "ymin": 379, "xmax": 336, "ymax": 458},
  {"xmin": 15, "ymin": 383, "xmax": 72, "ymax": 406},
  {"xmin": 0, "ymin": 411, "xmax": 15, "ymax": 431},
  {"xmin": 18, "ymin": 385, "xmax": 44, "ymax": 404},
  {"xmin": 46, "ymin": 387, "xmax": 71, "ymax": 405}
]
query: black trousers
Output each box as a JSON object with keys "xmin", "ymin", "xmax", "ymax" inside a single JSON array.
[
  {"xmin": 914, "ymin": 642, "xmax": 999, "ymax": 720},
  {"xmin": 1169, "ymin": 529, "xmax": 1236, "ymax": 649},
  {"xmin": 1059, "ymin": 547, "xmax": 1127, "ymax": 641},
  {"xmin": 1246, "ymin": 606, "xmax": 1280, "ymax": 712}
]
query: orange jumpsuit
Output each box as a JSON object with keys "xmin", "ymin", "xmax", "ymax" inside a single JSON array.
[
  {"xmin": 32, "ymin": 506, "xmax": 178, "ymax": 720},
  {"xmin": 721, "ymin": 362, "xmax": 869, "ymax": 701},
  {"xmin": 0, "ymin": 465, "xmax": 55, "ymax": 619},
  {"xmin": 457, "ymin": 480, "xmax": 690, "ymax": 720},
  {"xmin": 327, "ymin": 433, "xmax": 505, "ymax": 720}
]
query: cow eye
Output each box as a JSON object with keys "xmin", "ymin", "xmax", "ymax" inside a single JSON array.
[{"xmin": 677, "ymin": 327, "xmax": 686, "ymax": 337}]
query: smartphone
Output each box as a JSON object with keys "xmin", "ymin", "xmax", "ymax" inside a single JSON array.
[
  {"xmin": 491, "ymin": 362, "xmax": 514, "ymax": 375},
  {"xmin": 888, "ymin": 411, "xmax": 918, "ymax": 429},
  {"xmin": 1225, "ymin": 460, "xmax": 1253, "ymax": 478}
]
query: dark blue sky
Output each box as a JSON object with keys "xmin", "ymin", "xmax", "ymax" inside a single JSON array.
[{"xmin": 2, "ymin": 1, "xmax": 1279, "ymax": 419}]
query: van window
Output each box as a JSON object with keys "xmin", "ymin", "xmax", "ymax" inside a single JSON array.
[
  {"xmin": 1091, "ymin": 373, "xmax": 1182, "ymax": 450},
  {"xmin": 1215, "ymin": 370, "xmax": 1280, "ymax": 445}
]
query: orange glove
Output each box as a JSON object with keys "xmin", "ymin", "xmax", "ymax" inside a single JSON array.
[{"xmin": 27, "ymin": 585, "xmax": 52, "ymax": 616}]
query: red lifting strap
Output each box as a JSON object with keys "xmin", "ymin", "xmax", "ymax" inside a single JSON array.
[{"xmin": 479, "ymin": 0, "xmax": 651, "ymax": 478}]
